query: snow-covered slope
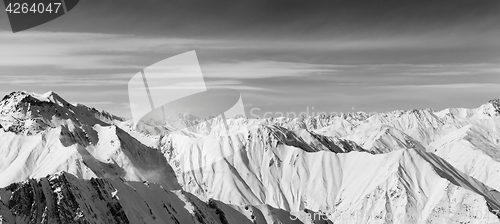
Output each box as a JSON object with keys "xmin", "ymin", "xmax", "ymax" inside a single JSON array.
[{"xmin": 163, "ymin": 130, "xmax": 500, "ymax": 223}]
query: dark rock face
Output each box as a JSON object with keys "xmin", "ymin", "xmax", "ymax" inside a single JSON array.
[
  {"xmin": 1, "ymin": 173, "xmax": 129, "ymax": 224},
  {"xmin": 263, "ymin": 125, "xmax": 368, "ymax": 153},
  {"xmin": 489, "ymin": 99, "xmax": 500, "ymax": 114}
]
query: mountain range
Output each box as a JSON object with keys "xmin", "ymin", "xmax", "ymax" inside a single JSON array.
[{"xmin": 1, "ymin": 91, "xmax": 500, "ymax": 224}]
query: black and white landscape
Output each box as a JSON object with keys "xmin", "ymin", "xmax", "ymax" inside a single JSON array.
[
  {"xmin": 1, "ymin": 1, "xmax": 500, "ymax": 223},
  {"xmin": 0, "ymin": 91, "xmax": 500, "ymax": 223}
]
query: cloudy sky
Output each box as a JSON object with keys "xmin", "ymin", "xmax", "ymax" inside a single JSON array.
[{"xmin": 1, "ymin": 0, "xmax": 499, "ymax": 118}]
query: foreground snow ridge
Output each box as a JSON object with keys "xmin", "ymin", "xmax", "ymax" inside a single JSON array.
[{"xmin": 1, "ymin": 91, "xmax": 500, "ymax": 224}]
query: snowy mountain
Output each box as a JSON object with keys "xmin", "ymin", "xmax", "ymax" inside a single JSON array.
[
  {"xmin": 1, "ymin": 91, "xmax": 500, "ymax": 223},
  {"xmin": 0, "ymin": 91, "xmax": 180, "ymax": 190},
  {"xmin": 161, "ymin": 124, "xmax": 500, "ymax": 223}
]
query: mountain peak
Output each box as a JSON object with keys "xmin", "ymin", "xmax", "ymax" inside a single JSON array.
[
  {"xmin": 0, "ymin": 91, "xmax": 70, "ymax": 109},
  {"xmin": 0, "ymin": 91, "xmax": 121, "ymax": 135},
  {"xmin": 473, "ymin": 99, "xmax": 500, "ymax": 117}
]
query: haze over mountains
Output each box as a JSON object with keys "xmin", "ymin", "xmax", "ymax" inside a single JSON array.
[{"xmin": 0, "ymin": 91, "xmax": 500, "ymax": 224}]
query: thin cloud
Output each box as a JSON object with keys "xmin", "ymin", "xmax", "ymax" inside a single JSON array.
[
  {"xmin": 0, "ymin": 74, "xmax": 131, "ymax": 86},
  {"xmin": 202, "ymin": 61, "xmax": 342, "ymax": 79},
  {"xmin": 0, "ymin": 31, "xmax": 216, "ymax": 70},
  {"xmin": 387, "ymin": 83, "xmax": 500, "ymax": 89}
]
